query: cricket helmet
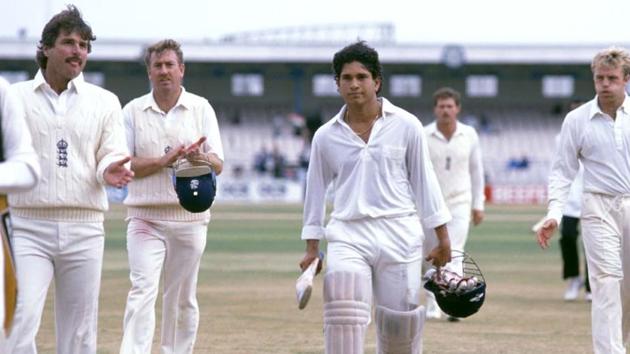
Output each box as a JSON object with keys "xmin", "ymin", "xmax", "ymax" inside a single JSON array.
[
  {"xmin": 173, "ymin": 158, "xmax": 217, "ymax": 213},
  {"xmin": 423, "ymin": 251, "xmax": 486, "ymax": 318}
]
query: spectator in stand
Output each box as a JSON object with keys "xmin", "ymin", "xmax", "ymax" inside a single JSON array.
[
  {"xmin": 272, "ymin": 114, "xmax": 285, "ymax": 137},
  {"xmin": 270, "ymin": 144, "xmax": 286, "ymax": 179},
  {"xmin": 253, "ymin": 146, "xmax": 270, "ymax": 175},
  {"xmin": 289, "ymin": 112, "xmax": 306, "ymax": 136}
]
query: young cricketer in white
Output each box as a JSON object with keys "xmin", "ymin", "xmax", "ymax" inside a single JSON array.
[{"xmin": 299, "ymin": 41, "xmax": 452, "ymax": 354}]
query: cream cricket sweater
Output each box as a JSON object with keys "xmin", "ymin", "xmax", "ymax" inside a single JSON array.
[
  {"xmin": 425, "ymin": 121, "xmax": 485, "ymax": 211},
  {"xmin": 8, "ymin": 71, "xmax": 129, "ymax": 222},
  {"xmin": 123, "ymin": 89, "xmax": 224, "ymax": 222}
]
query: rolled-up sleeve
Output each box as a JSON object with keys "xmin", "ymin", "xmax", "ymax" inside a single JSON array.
[
  {"xmin": 546, "ymin": 114, "xmax": 580, "ymax": 225},
  {"xmin": 407, "ymin": 121, "xmax": 451, "ymax": 229},
  {"xmin": 301, "ymin": 133, "xmax": 333, "ymax": 240}
]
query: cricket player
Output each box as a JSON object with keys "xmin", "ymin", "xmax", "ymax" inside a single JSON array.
[
  {"xmin": 537, "ymin": 46, "xmax": 630, "ymax": 354},
  {"xmin": 421, "ymin": 87, "xmax": 485, "ymax": 320},
  {"xmin": 120, "ymin": 39, "xmax": 224, "ymax": 354},
  {"xmin": 6, "ymin": 6, "xmax": 133, "ymax": 353},
  {"xmin": 0, "ymin": 76, "xmax": 41, "ymax": 349},
  {"xmin": 299, "ymin": 41, "xmax": 452, "ymax": 354}
]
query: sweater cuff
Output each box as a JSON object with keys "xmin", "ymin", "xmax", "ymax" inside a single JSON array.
[
  {"xmin": 301, "ymin": 225, "xmax": 324, "ymax": 240},
  {"xmin": 421, "ymin": 208, "xmax": 452, "ymax": 230}
]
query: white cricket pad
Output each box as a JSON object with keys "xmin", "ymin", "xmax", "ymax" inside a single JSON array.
[
  {"xmin": 323, "ymin": 272, "xmax": 372, "ymax": 354},
  {"xmin": 375, "ymin": 305, "xmax": 425, "ymax": 354}
]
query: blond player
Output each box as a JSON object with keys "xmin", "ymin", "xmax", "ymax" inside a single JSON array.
[
  {"xmin": 299, "ymin": 41, "xmax": 451, "ymax": 354},
  {"xmin": 422, "ymin": 87, "xmax": 485, "ymax": 321},
  {"xmin": 537, "ymin": 47, "xmax": 630, "ymax": 354},
  {"xmin": 120, "ymin": 39, "xmax": 224, "ymax": 354},
  {"xmin": 6, "ymin": 6, "xmax": 133, "ymax": 353}
]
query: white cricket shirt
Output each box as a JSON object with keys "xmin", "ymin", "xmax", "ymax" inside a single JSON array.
[
  {"xmin": 547, "ymin": 95, "xmax": 630, "ymax": 224},
  {"xmin": 424, "ymin": 121, "xmax": 485, "ymax": 211},
  {"xmin": 301, "ymin": 98, "xmax": 451, "ymax": 240}
]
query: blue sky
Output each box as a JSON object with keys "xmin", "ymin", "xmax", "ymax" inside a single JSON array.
[{"xmin": 1, "ymin": 0, "xmax": 629, "ymax": 45}]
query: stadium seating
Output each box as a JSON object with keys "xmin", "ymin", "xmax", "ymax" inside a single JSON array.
[{"xmin": 215, "ymin": 105, "xmax": 563, "ymax": 195}]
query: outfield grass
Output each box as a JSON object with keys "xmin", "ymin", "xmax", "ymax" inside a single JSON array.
[{"xmin": 32, "ymin": 204, "xmax": 602, "ymax": 353}]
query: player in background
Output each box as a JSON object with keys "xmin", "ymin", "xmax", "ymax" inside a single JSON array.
[
  {"xmin": 0, "ymin": 75, "xmax": 41, "ymax": 350},
  {"xmin": 299, "ymin": 41, "xmax": 451, "ymax": 354},
  {"xmin": 422, "ymin": 87, "xmax": 485, "ymax": 321},
  {"xmin": 537, "ymin": 46, "xmax": 630, "ymax": 354},
  {"xmin": 119, "ymin": 39, "xmax": 224, "ymax": 354},
  {"xmin": 5, "ymin": 6, "xmax": 133, "ymax": 353}
]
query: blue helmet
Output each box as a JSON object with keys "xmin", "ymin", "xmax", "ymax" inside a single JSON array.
[{"xmin": 173, "ymin": 160, "xmax": 216, "ymax": 213}]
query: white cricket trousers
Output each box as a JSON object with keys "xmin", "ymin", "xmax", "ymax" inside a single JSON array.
[
  {"xmin": 325, "ymin": 215, "xmax": 423, "ymax": 311},
  {"xmin": 423, "ymin": 202, "xmax": 470, "ymax": 275},
  {"xmin": 6, "ymin": 215, "xmax": 104, "ymax": 354},
  {"xmin": 581, "ymin": 193, "xmax": 630, "ymax": 354},
  {"xmin": 120, "ymin": 218, "xmax": 208, "ymax": 354}
]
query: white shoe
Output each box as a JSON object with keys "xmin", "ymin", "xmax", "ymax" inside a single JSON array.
[
  {"xmin": 584, "ymin": 291, "xmax": 592, "ymax": 302},
  {"xmin": 426, "ymin": 297, "xmax": 442, "ymax": 319},
  {"xmin": 563, "ymin": 277, "xmax": 581, "ymax": 301}
]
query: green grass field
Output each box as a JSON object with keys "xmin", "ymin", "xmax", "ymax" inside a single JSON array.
[{"xmin": 33, "ymin": 204, "xmax": 601, "ymax": 353}]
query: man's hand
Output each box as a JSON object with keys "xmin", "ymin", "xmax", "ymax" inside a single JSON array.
[
  {"xmin": 426, "ymin": 224, "xmax": 451, "ymax": 268},
  {"xmin": 472, "ymin": 209, "xmax": 485, "ymax": 226},
  {"xmin": 426, "ymin": 240, "xmax": 451, "ymax": 268},
  {"xmin": 184, "ymin": 137, "xmax": 208, "ymax": 165},
  {"xmin": 160, "ymin": 144, "xmax": 185, "ymax": 168},
  {"xmin": 104, "ymin": 157, "xmax": 134, "ymax": 188},
  {"xmin": 299, "ymin": 240, "xmax": 323, "ymax": 275},
  {"xmin": 536, "ymin": 219, "xmax": 558, "ymax": 249}
]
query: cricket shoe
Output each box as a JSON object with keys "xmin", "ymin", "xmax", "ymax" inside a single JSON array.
[{"xmin": 563, "ymin": 276, "xmax": 581, "ymax": 301}]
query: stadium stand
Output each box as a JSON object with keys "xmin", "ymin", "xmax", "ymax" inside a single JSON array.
[{"xmin": 2, "ymin": 32, "xmax": 625, "ymax": 203}]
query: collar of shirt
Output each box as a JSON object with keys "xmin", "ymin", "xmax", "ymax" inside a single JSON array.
[
  {"xmin": 426, "ymin": 120, "xmax": 463, "ymax": 141},
  {"xmin": 332, "ymin": 97, "xmax": 395, "ymax": 127},
  {"xmin": 142, "ymin": 86, "xmax": 191, "ymax": 114},
  {"xmin": 32, "ymin": 70, "xmax": 84, "ymax": 95},
  {"xmin": 588, "ymin": 94, "xmax": 630, "ymax": 120}
]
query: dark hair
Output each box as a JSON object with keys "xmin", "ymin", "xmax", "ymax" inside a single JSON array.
[
  {"xmin": 433, "ymin": 87, "xmax": 461, "ymax": 107},
  {"xmin": 36, "ymin": 5, "xmax": 95, "ymax": 69},
  {"xmin": 332, "ymin": 41, "xmax": 383, "ymax": 92},
  {"xmin": 144, "ymin": 39, "xmax": 184, "ymax": 68}
]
